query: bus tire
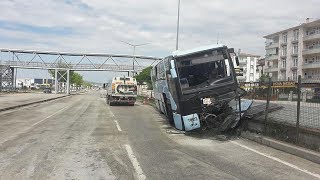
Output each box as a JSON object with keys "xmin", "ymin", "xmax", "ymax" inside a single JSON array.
[{"xmin": 165, "ymin": 98, "xmax": 174, "ymax": 125}]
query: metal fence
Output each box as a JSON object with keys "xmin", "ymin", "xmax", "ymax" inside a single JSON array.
[{"xmin": 240, "ymin": 76, "xmax": 320, "ymax": 148}]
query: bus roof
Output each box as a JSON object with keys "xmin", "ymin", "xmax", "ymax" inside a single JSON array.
[{"xmin": 172, "ymin": 44, "xmax": 225, "ymax": 57}]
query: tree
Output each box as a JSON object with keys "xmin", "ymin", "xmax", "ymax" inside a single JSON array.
[
  {"xmin": 134, "ymin": 66, "xmax": 153, "ymax": 90},
  {"xmin": 259, "ymin": 74, "xmax": 269, "ymax": 84},
  {"xmin": 83, "ymin": 81, "xmax": 93, "ymax": 88},
  {"xmin": 71, "ymin": 72, "xmax": 84, "ymax": 86}
]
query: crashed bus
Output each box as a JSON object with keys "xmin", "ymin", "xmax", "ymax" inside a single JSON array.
[{"xmin": 151, "ymin": 44, "xmax": 251, "ymax": 131}]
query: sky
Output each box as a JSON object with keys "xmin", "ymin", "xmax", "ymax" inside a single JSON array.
[{"xmin": 0, "ymin": 0, "xmax": 319, "ymax": 82}]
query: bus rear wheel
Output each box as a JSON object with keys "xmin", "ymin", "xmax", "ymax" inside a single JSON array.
[{"xmin": 165, "ymin": 99, "xmax": 174, "ymax": 125}]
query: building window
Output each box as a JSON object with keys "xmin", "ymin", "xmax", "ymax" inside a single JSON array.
[
  {"xmin": 293, "ymin": 29, "xmax": 299, "ymax": 40},
  {"xmin": 292, "ymin": 70, "xmax": 297, "ymax": 81},
  {"xmin": 281, "ymin": 46, "xmax": 287, "ymax": 56},
  {"xmin": 282, "ymin": 33, "xmax": 287, "ymax": 43},
  {"xmin": 306, "ymin": 27, "xmax": 320, "ymax": 36},
  {"xmin": 282, "ymin": 60, "xmax": 286, "ymax": 68},
  {"xmin": 281, "ymin": 72, "xmax": 286, "ymax": 81},
  {"xmin": 293, "ymin": 58, "xmax": 298, "ymax": 66},
  {"xmin": 293, "ymin": 44, "xmax": 298, "ymax": 54}
]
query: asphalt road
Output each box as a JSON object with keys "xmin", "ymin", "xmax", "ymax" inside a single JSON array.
[
  {"xmin": 0, "ymin": 93, "xmax": 67, "ymax": 110},
  {"xmin": 0, "ymin": 92, "xmax": 319, "ymax": 179}
]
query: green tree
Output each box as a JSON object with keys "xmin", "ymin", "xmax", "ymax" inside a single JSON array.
[
  {"xmin": 83, "ymin": 81, "xmax": 93, "ymax": 88},
  {"xmin": 71, "ymin": 72, "xmax": 84, "ymax": 86},
  {"xmin": 259, "ymin": 74, "xmax": 269, "ymax": 84},
  {"xmin": 134, "ymin": 66, "xmax": 153, "ymax": 90}
]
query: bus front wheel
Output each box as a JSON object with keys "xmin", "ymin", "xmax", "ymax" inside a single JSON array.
[{"xmin": 165, "ymin": 99, "xmax": 174, "ymax": 125}]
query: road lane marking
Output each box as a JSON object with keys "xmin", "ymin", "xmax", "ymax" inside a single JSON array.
[
  {"xmin": 114, "ymin": 120, "xmax": 122, "ymax": 132},
  {"xmin": 0, "ymin": 104, "xmax": 72, "ymax": 146},
  {"xmin": 106, "ymin": 105, "xmax": 121, "ymax": 131},
  {"xmin": 231, "ymin": 141, "xmax": 320, "ymax": 179},
  {"xmin": 124, "ymin": 144, "xmax": 146, "ymax": 180},
  {"xmin": 31, "ymin": 105, "xmax": 71, "ymax": 127}
]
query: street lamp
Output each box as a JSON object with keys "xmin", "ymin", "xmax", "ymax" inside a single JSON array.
[
  {"xmin": 121, "ymin": 41, "xmax": 150, "ymax": 76},
  {"xmin": 176, "ymin": 0, "xmax": 181, "ymax": 50}
]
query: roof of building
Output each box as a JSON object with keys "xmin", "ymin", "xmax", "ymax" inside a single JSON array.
[
  {"xmin": 172, "ymin": 44, "xmax": 225, "ymax": 57},
  {"xmin": 239, "ymin": 53, "xmax": 260, "ymax": 57},
  {"xmin": 264, "ymin": 19, "xmax": 320, "ymax": 39}
]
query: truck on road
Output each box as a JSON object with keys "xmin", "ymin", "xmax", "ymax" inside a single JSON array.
[{"xmin": 106, "ymin": 77, "xmax": 138, "ymax": 106}]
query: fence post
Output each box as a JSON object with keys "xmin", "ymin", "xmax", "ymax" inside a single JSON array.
[
  {"xmin": 264, "ymin": 77, "xmax": 272, "ymax": 134},
  {"xmin": 296, "ymin": 75, "xmax": 301, "ymax": 144}
]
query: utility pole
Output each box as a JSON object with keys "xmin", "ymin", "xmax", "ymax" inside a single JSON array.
[
  {"xmin": 176, "ymin": 0, "xmax": 181, "ymax": 50},
  {"xmin": 120, "ymin": 41, "xmax": 149, "ymax": 76}
]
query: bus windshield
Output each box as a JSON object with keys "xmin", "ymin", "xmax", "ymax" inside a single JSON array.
[{"xmin": 177, "ymin": 51, "xmax": 232, "ymax": 90}]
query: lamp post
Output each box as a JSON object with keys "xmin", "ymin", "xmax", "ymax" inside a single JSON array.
[
  {"xmin": 121, "ymin": 41, "xmax": 150, "ymax": 76},
  {"xmin": 176, "ymin": 0, "xmax": 181, "ymax": 50}
]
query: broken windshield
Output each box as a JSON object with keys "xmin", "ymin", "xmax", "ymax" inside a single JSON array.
[{"xmin": 177, "ymin": 51, "xmax": 232, "ymax": 90}]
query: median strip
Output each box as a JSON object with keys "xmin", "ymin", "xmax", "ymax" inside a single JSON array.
[{"xmin": 0, "ymin": 94, "xmax": 71, "ymax": 112}]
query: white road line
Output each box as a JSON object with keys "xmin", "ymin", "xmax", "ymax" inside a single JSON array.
[
  {"xmin": 31, "ymin": 105, "xmax": 71, "ymax": 127},
  {"xmin": 0, "ymin": 104, "xmax": 72, "ymax": 146},
  {"xmin": 107, "ymin": 106, "xmax": 121, "ymax": 131},
  {"xmin": 231, "ymin": 141, "xmax": 320, "ymax": 179},
  {"xmin": 124, "ymin": 144, "xmax": 146, "ymax": 180},
  {"xmin": 114, "ymin": 120, "xmax": 122, "ymax": 132},
  {"xmin": 106, "ymin": 105, "xmax": 115, "ymax": 117}
]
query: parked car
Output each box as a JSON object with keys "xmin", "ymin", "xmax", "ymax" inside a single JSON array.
[{"xmin": 43, "ymin": 88, "xmax": 52, "ymax": 93}]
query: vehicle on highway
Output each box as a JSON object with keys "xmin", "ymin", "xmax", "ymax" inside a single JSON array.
[
  {"xmin": 151, "ymin": 44, "xmax": 250, "ymax": 131},
  {"xmin": 43, "ymin": 87, "xmax": 52, "ymax": 93},
  {"xmin": 106, "ymin": 76, "xmax": 137, "ymax": 106}
]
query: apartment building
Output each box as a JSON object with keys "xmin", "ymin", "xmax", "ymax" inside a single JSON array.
[
  {"xmin": 264, "ymin": 18, "xmax": 320, "ymax": 82},
  {"xmin": 237, "ymin": 53, "xmax": 260, "ymax": 82}
]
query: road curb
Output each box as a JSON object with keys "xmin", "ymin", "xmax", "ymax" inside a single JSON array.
[
  {"xmin": 241, "ymin": 131, "xmax": 320, "ymax": 164},
  {"xmin": 0, "ymin": 94, "xmax": 71, "ymax": 112}
]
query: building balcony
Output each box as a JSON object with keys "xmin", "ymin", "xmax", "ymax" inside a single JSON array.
[
  {"xmin": 291, "ymin": 39, "xmax": 299, "ymax": 44},
  {"xmin": 280, "ymin": 67, "xmax": 286, "ymax": 71},
  {"xmin": 280, "ymin": 54, "xmax": 287, "ymax": 59},
  {"xmin": 291, "ymin": 66, "xmax": 298, "ymax": 70},
  {"xmin": 302, "ymin": 47, "xmax": 320, "ymax": 55},
  {"xmin": 302, "ymin": 62, "xmax": 320, "ymax": 69},
  {"xmin": 303, "ymin": 33, "xmax": 320, "ymax": 42},
  {"xmin": 265, "ymin": 42, "xmax": 279, "ymax": 49},
  {"xmin": 291, "ymin": 52, "xmax": 298, "ymax": 57},
  {"xmin": 280, "ymin": 42, "xmax": 287, "ymax": 46},
  {"xmin": 278, "ymin": 77, "xmax": 287, "ymax": 81},
  {"xmin": 265, "ymin": 66, "xmax": 278, "ymax": 73},
  {"xmin": 265, "ymin": 54, "xmax": 278, "ymax": 61}
]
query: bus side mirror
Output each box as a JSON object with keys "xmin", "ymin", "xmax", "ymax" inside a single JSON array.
[{"xmin": 235, "ymin": 57, "xmax": 240, "ymax": 66}]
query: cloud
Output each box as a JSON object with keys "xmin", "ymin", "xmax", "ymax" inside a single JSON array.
[{"xmin": 0, "ymin": 0, "xmax": 319, "ymax": 82}]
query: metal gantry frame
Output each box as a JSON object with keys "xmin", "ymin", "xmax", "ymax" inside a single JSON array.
[
  {"xmin": 0, "ymin": 65, "xmax": 14, "ymax": 92},
  {"xmin": 0, "ymin": 49, "xmax": 162, "ymax": 93}
]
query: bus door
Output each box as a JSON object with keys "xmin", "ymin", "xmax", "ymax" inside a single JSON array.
[{"xmin": 166, "ymin": 58, "xmax": 184, "ymax": 130}]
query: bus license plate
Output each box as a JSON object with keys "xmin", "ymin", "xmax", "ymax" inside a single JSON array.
[{"xmin": 203, "ymin": 98, "xmax": 212, "ymax": 105}]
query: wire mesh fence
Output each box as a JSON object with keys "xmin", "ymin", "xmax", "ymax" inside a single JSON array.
[{"xmin": 240, "ymin": 76, "xmax": 320, "ymax": 147}]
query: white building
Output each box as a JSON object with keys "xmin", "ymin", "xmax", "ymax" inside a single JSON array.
[
  {"xmin": 237, "ymin": 53, "xmax": 261, "ymax": 82},
  {"xmin": 264, "ymin": 18, "xmax": 320, "ymax": 82},
  {"xmin": 16, "ymin": 78, "xmax": 34, "ymax": 88}
]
